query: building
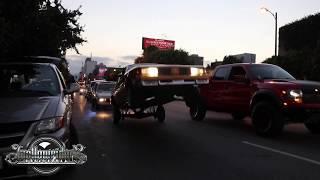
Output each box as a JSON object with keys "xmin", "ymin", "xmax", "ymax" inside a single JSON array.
[
  {"xmin": 279, "ymin": 13, "xmax": 320, "ymax": 56},
  {"xmin": 188, "ymin": 54, "xmax": 204, "ymax": 65},
  {"xmin": 82, "ymin": 57, "xmax": 97, "ymax": 76},
  {"xmin": 231, "ymin": 53, "xmax": 256, "ymax": 63}
]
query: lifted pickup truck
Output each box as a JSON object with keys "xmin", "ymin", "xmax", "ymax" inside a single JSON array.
[
  {"xmin": 191, "ymin": 63, "xmax": 320, "ymax": 136},
  {"xmin": 111, "ymin": 63, "xmax": 209, "ymax": 124}
]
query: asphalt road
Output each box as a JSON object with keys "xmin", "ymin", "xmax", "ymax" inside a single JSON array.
[{"xmin": 45, "ymin": 93, "xmax": 320, "ymax": 180}]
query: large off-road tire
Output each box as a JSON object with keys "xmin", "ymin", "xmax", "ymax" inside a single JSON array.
[
  {"xmin": 155, "ymin": 106, "xmax": 166, "ymax": 123},
  {"xmin": 305, "ymin": 122, "xmax": 320, "ymax": 134},
  {"xmin": 251, "ymin": 101, "xmax": 284, "ymax": 137},
  {"xmin": 189, "ymin": 101, "xmax": 206, "ymax": 121},
  {"xmin": 112, "ymin": 105, "xmax": 122, "ymax": 125}
]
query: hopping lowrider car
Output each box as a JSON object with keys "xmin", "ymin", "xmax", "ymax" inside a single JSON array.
[{"xmin": 111, "ymin": 63, "xmax": 209, "ymax": 124}]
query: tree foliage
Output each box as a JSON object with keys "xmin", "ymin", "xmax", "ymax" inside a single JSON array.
[
  {"xmin": 135, "ymin": 46, "xmax": 192, "ymax": 65},
  {"xmin": 0, "ymin": 0, "xmax": 86, "ymax": 58},
  {"xmin": 264, "ymin": 48, "xmax": 320, "ymax": 81},
  {"xmin": 268, "ymin": 12, "xmax": 320, "ymax": 81},
  {"xmin": 280, "ymin": 13, "xmax": 320, "ymax": 53}
]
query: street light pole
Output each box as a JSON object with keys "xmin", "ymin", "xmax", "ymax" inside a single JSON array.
[
  {"xmin": 275, "ymin": 12, "xmax": 278, "ymax": 57},
  {"xmin": 261, "ymin": 7, "xmax": 278, "ymax": 57}
]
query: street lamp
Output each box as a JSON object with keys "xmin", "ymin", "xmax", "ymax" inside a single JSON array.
[{"xmin": 261, "ymin": 7, "xmax": 278, "ymax": 57}]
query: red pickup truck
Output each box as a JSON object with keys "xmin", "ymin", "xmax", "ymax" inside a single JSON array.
[{"xmin": 190, "ymin": 63, "xmax": 320, "ymax": 136}]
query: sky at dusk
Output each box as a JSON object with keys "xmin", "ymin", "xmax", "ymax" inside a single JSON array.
[{"xmin": 62, "ymin": 0, "xmax": 320, "ymax": 74}]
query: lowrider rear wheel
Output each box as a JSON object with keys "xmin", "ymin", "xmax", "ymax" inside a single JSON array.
[{"xmin": 155, "ymin": 106, "xmax": 165, "ymax": 123}]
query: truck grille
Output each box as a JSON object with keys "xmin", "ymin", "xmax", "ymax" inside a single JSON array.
[
  {"xmin": 158, "ymin": 67, "xmax": 190, "ymax": 76},
  {"xmin": 303, "ymin": 88, "xmax": 320, "ymax": 104},
  {"xmin": 0, "ymin": 122, "xmax": 32, "ymax": 148}
]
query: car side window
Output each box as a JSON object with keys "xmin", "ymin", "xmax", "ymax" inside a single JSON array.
[
  {"xmin": 213, "ymin": 67, "xmax": 229, "ymax": 80},
  {"xmin": 55, "ymin": 67, "xmax": 67, "ymax": 90},
  {"xmin": 228, "ymin": 66, "xmax": 247, "ymax": 81}
]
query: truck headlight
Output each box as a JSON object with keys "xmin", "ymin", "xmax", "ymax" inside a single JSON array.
[
  {"xmin": 141, "ymin": 67, "xmax": 158, "ymax": 77},
  {"xmin": 99, "ymin": 98, "xmax": 107, "ymax": 102},
  {"xmin": 190, "ymin": 67, "xmax": 205, "ymax": 77},
  {"xmin": 36, "ymin": 117, "xmax": 64, "ymax": 134},
  {"xmin": 289, "ymin": 90, "xmax": 303, "ymax": 103}
]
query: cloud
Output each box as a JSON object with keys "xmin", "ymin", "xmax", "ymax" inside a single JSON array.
[
  {"xmin": 66, "ymin": 55, "xmax": 135, "ymax": 75},
  {"xmin": 120, "ymin": 55, "xmax": 138, "ymax": 61}
]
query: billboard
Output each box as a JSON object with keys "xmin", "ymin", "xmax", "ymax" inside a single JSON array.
[{"xmin": 142, "ymin": 37, "xmax": 175, "ymax": 50}]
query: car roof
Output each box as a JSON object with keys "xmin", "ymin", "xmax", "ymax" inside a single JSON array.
[
  {"xmin": 215, "ymin": 63, "xmax": 277, "ymax": 69},
  {"xmin": 0, "ymin": 62, "xmax": 55, "ymax": 68},
  {"xmin": 0, "ymin": 56, "xmax": 62, "ymax": 66},
  {"xmin": 125, "ymin": 63, "xmax": 203, "ymax": 74}
]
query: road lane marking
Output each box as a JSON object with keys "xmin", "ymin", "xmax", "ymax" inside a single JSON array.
[{"xmin": 242, "ymin": 141, "xmax": 320, "ymax": 166}]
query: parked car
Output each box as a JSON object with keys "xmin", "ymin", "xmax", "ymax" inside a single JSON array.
[
  {"xmin": 111, "ymin": 63, "xmax": 209, "ymax": 124},
  {"xmin": 0, "ymin": 57, "xmax": 79, "ymax": 178},
  {"xmin": 192, "ymin": 63, "xmax": 320, "ymax": 136},
  {"xmin": 91, "ymin": 81, "xmax": 115, "ymax": 110}
]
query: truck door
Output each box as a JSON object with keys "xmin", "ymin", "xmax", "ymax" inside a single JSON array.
[
  {"xmin": 225, "ymin": 66, "xmax": 252, "ymax": 113},
  {"xmin": 204, "ymin": 67, "xmax": 231, "ymax": 111}
]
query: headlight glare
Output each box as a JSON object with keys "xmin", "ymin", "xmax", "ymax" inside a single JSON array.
[
  {"xmin": 141, "ymin": 67, "xmax": 158, "ymax": 77},
  {"xmin": 99, "ymin": 98, "xmax": 106, "ymax": 102},
  {"xmin": 191, "ymin": 67, "xmax": 204, "ymax": 77},
  {"xmin": 289, "ymin": 90, "xmax": 303, "ymax": 98},
  {"xmin": 288, "ymin": 90, "xmax": 303, "ymax": 103}
]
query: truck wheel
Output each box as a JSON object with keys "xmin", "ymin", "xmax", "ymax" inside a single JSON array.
[
  {"xmin": 251, "ymin": 101, "xmax": 284, "ymax": 137},
  {"xmin": 155, "ymin": 106, "xmax": 165, "ymax": 123},
  {"xmin": 113, "ymin": 105, "xmax": 121, "ymax": 125},
  {"xmin": 305, "ymin": 122, "xmax": 320, "ymax": 134},
  {"xmin": 232, "ymin": 113, "xmax": 246, "ymax": 121},
  {"xmin": 190, "ymin": 102, "xmax": 206, "ymax": 121}
]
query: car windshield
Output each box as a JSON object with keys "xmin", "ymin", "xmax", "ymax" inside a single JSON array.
[
  {"xmin": 97, "ymin": 83, "xmax": 114, "ymax": 92},
  {"xmin": 0, "ymin": 64, "xmax": 60, "ymax": 97},
  {"xmin": 249, "ymin": 65, "xmax": 296, "ymax": 80}
]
